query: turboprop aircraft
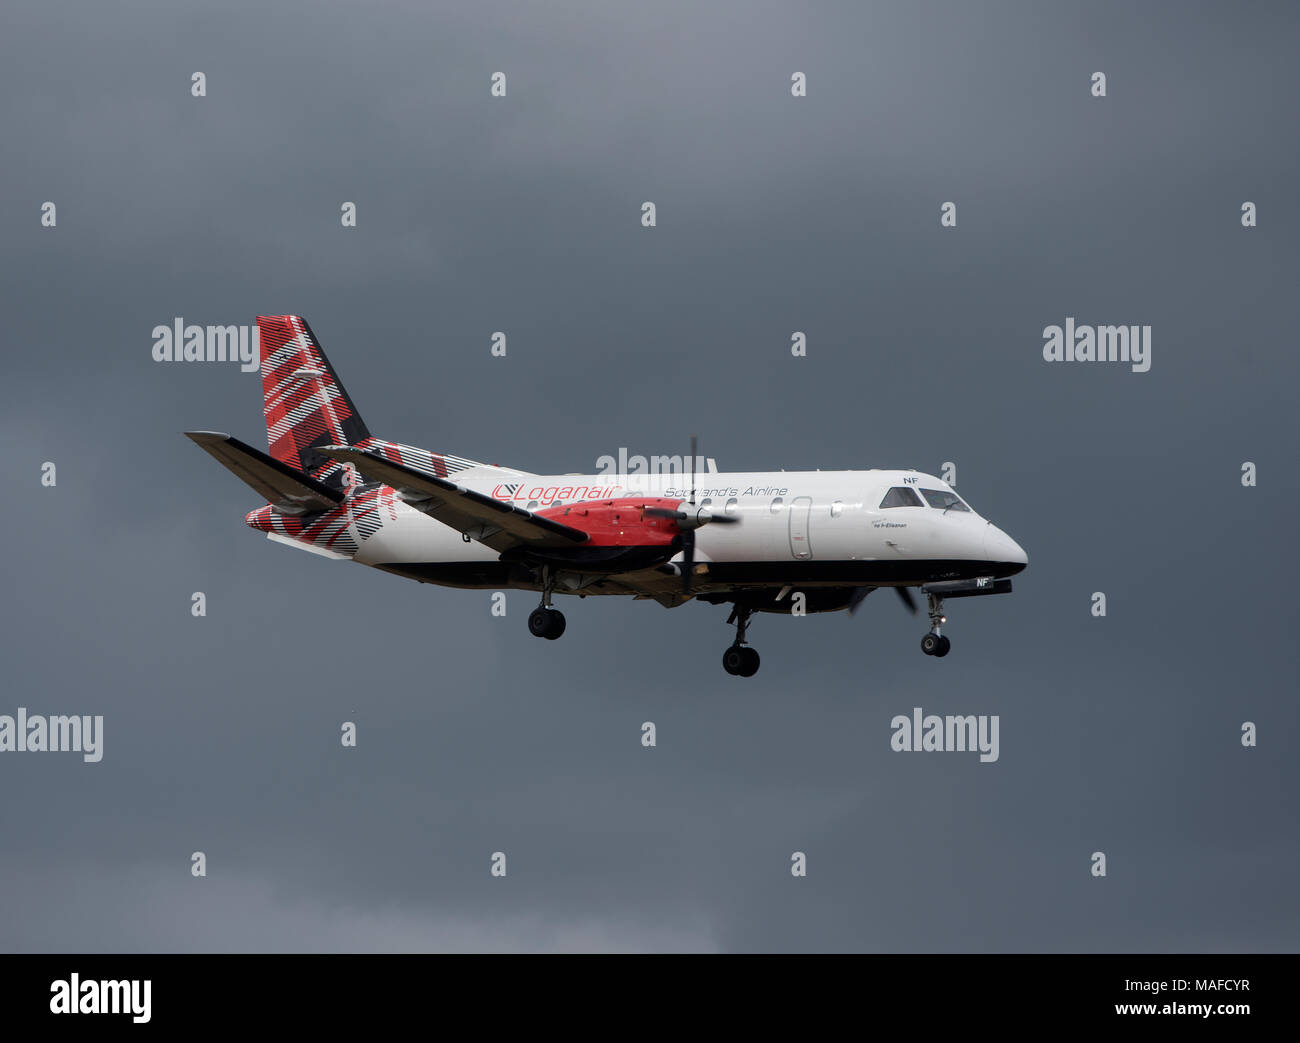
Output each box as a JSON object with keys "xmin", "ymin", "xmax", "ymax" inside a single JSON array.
[{"xmin": 187, "ymin": 316, "xmax": 1027, "ymax": 676}]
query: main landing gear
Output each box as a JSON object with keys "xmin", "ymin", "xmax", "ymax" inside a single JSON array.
[
  {"xmin": 722, "ymin": 605, "xmax": 760, "ymax": 676},
  {"xmin": 920, "ymin": 592, "xmax": 951, "ymax": 658},
  {"xmin": 527, "ymin": 569, "xmax": 566, "ymax": 640}
]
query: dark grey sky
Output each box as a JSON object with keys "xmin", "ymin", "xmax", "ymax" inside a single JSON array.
[{"xmin": 2, "ymin": 0, "xmax": 1297, "ymax": 951}]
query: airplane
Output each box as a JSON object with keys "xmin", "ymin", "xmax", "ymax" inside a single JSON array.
[{"xmin": 187, "ymin": 315, "xmax": 1028, "ymax": 676}]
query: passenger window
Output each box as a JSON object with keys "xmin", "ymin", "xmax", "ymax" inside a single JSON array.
[
  {"xmin": 724, "ymin": 497, "xmax": 739, "ymax": 516},
  {"xmin": 880, "ymin": 487, "xmax": 923, "ymax": 508},
  {"xmin": 770, "ymin": 497, "xmax": 784, "ymax": 513},
  {"xmin": 830, "ymin": 500, "xmax": 844, "ymax": 517}
]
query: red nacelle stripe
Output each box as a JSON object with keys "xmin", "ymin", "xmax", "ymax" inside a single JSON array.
[{"xmin": 535, "ymin": 497, "xmax": 685, "ymax": 548}]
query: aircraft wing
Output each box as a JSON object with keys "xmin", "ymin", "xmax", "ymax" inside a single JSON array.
[{"xmin": 320, "ymin": 445, "xmax": 589, "ymax": 551}]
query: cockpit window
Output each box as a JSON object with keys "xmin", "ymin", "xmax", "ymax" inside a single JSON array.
[
  {"xmin": 880, "ymin": 486, "xmax": 924, "ymax": 508},
  {"xmin": 920, "ymin": 488, "xmax": 970, "ymax": 512}
]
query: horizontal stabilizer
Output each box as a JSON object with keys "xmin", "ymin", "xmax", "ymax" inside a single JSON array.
[
  {"xmin": 185, "ymin": 431, "xmax": 343, "ymax": 515},
  {"xmin": 319, "ymin": 444, "xmax": 588, "ymax": 550}
]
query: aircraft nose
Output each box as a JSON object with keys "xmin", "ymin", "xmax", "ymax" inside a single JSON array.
[{"xmin": 984, "ymin": 525, "xmax": 1028, "ymax": 573}]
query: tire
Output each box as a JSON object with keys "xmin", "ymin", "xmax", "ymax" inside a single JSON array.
[
  {"xmin": 738, "ymin": 647, "xmax": 761, "ymax": 677},
  {"xmin": 722, "ymin": 646, "xmax": 746, "ymax": 675},
  {"xmin": 544, "ymin": 609, "xmax": 566, "ymax": 640}
]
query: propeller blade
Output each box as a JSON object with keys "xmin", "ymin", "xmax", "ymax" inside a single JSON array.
[
  {"xmin": 689, "ymin": 434, "xmax": 697, "ymax": 505},
  {"xmin": 895, "ymin": 586, "xmax": 917, "ymax": 614},
  {"xmin": 848, "ymin": 587, "xmax": 871, "ymax": 615},
  {"xmin": 684, "ymin": 435, "xmax": 697, "ymax": 593}
]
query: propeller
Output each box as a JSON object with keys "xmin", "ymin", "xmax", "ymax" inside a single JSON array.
[
  {"xmin": 849, "ymin": 585, "xmax": 916, "ymax": 617},
  {"xmin": 681, "ymin": 434, "xmax": 699, "ymax": 594},
  {"xmin": 643, "ymin": 435, "xmax": 739, "ymax": 593}
]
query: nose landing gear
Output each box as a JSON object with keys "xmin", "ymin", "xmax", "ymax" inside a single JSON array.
[
  {"xmin": 722, "ymin": 605, "xmax": 760, "ymax": 676},
  {"xmin": 920, "ymin": 592, "xmax": 951, "ymax": 657}
]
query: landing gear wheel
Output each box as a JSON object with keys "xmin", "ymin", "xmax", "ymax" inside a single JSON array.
[
  {"xmin": 722, "ymin": 646, "xmax": 760, "ymax": 676},
  {"xmin": 529, "ymin": 607, "xmax": 566, "ymax": 640},
  {"xmin": 722, "ymin": 604, "xmax": 759, "ymax": 675},
  {"xmin": 528, "ymin": 607, "xmax": 550, "ymax": 638},
  {"xmin": 921, "ymin": 592, "xmax": 951, "ymax": 657},
  {"xmin": 722, "ymin": 646, "xmax": 747, "ymax": 675}
]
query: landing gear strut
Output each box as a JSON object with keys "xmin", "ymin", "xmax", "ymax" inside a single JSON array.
[
  {"xmin": 527, "ymin": 568, "xmax": 566, "ymax": 640},
  {"xmin": 722, "ymin": 605, "xmax": 760, "ymax": 676},
  {"xmin": 920, "ymin": 592, "xmax": 951, "ymax": 657}
]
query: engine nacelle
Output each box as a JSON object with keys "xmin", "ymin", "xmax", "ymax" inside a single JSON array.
[{"xmin": 535, "ymin": 497, "xmax": 686, "ymax": 547}]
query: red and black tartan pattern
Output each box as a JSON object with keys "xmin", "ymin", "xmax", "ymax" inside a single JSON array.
[
  {"xmin": 245, "ymin": 484, "xmax": 403, "ymax": 555},
  {"xmin": 258, "ymin": 315, "xmax": 370, "ymax": 493},
  {"xmin": 250, "ymin": 316, "xmax": 490, "ymax": 555},
  {"xmin": 353, "ymin": 437, "xmax": 479, "ymax": 480},
  {"xmin": 243, "ymin": 439, "xmax": 484, "ymax": 555}
]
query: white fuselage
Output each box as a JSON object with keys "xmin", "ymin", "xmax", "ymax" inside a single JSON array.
[{"xmin": 350, "ymin": 468, "xmax": 1028, "ymax": 599}]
